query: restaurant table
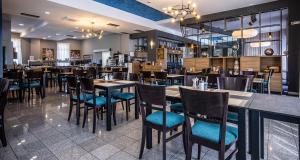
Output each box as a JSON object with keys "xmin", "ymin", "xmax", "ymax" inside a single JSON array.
[
  {"xmin": 167, "ymin": 74, "xmax": 184, "ymax": 85},
  {"xmin": 253, "ymin": 78, "xmax": 264, "ymax": 93},
  {"xmin": 248, "ymin": 94, "xmax": 300, "ymax": 160},
  {"xmin": 145, "ymin": 85, "xmax": 254, "ymax": 160},
  {"xmin": 93, "ymin": 79, "xmax": 139, "ymax": 131}
]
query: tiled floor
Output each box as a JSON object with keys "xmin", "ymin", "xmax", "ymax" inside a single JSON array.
[{"xmin": 0, "ymin": 88, "xmax": 299, "ymax": 160}]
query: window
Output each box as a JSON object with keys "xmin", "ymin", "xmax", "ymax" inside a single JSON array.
[
  {"xmin": 57, "ymin": 43, "xmax": 70, "ymax": 66},
  {"xmin": 11, "ymin": 38, "xmax": 22, "ymax": 64}
]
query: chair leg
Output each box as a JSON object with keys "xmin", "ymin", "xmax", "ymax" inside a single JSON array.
[
  {"xmin": 139, "ymin": 126, "xmax": 146, "ymax": 159},
  {"xmin": 68, "ymin": 100, "xmax": 73, "ymax": 121},
  {"xmin": 197, "ymin": 144, "xmax": 201, "ymax": 159},
  {"xmin": 158, "ymin": 131, "xmax": 161, "ymax": 144},
  {"xmin": 82, "ymin": 106, "xmax": 88, "ymax": 128},
  {"xmin": 93, "ymin": 107, "xmax": 96, "ymax": 133},
  {"xmin": 219, "ymin": 150, "xmax": 225, "ymax": 160},
  {"xmin": 96, "ymin": 108, "xmax": 100, "ymax": 120},
  {"xmin": 0, "ymin": 120, "xmax": 7, "ymax": 147},
  {"xmin": 126, "ymin": 100, "xmax": 129, "ymax": 121},
  {"xmin": 121, "ymin": 101, "xmax": 125, "ymax": 110},
  {"xmin": 163, "ymin": 130, "xmax": 166, "ymax": 160},
  {"xmin": 100, "ymin": 107, "xmax": 103, "ymax": 120},
  {"xmin": 186, "ymin": 141, "xmax": 192, "ymax": 160},
  {"xmin": 113, "ymin": 105, "xmax": 117, "ymax": 126}
]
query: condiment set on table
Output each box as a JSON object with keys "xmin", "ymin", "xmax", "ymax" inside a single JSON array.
[{"xmin": 192, "ymin": 77, "xmax": 208, "ymax": 90}]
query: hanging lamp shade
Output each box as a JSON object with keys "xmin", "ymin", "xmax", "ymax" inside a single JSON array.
[{"xmin": 232, "ymin": 29, "xmax": 258, "ymax": 39}]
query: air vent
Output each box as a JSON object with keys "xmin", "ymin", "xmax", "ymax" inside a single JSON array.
[
  {"xmin": 134, "ymin": 29, "xmax": 144, "ymax": 33},
  {"xmin": 107, "ymin": 23, "xmax": 120, "ymax": 27},
  {"xmin": 65, "ymin": 35, "xmax": 74, "ymax": 37},
  {"xmin": 120, "ymin": 32, "xmax": 129, "ymax": 34},
  {"xmin": 62, "ymin": 16, "xmax": 77, "ymax": 22},
  {"xmin": 20, "ymin": 13, "xmax": 40, "ymax": 18}
]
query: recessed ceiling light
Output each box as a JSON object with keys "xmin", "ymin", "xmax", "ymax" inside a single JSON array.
[
  {"xmin": 45, "ymin": 11, "xmax": 50, "ymax": 15},
  {"xmin": 55, "ymin": 33, "xmax": 61, "ymax": 36},
  {"xmin": 11, "ymin": 29, "xmax": 16, "ymax": 32},
  {"xmin": 73, "ymin": 37, "xmax": 77, "ymax": 39},
  {"xmin": 42, "ymin": 37, "xmax": 47, "ymax": 39},
  {"xmin": 19, "ymin": 23, "xmax": 24, "ymax": 26},
  {"xmin": 47, "ymin": 36, "xmax": 52, "ymax": 38}
]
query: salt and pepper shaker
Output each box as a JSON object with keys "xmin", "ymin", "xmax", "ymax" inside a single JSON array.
[
  {"xmin": 198, "ymin": 78, "xmax": 205, "ymax": 90},
  {"xmin": 192, "ymin": 77, "xmax": 199, "ymax": 89}
]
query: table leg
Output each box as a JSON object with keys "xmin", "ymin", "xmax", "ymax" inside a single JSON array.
[
  {"xmin": 134, "ymin": 86, "xmax": 139, "ymax": 119},
  {"xmin": 236, "ymin": 109, "xmax": 246, "ymax": 160},
  {"xmin": 106, "ymin": 88, "xmax": 112, "ymax": 131},
  {"xmin": 146, "ymin": 108, "xmax": 152, "ymax": 149},
  {"xmin": 250, "ymin": 110, "xmax": 261, "ymax": 160}
]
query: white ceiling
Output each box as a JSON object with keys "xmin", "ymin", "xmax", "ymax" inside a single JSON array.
[
  {"xmin": 138, "ymin": 0, "xmax": 277, "ymax": 16},
  {"xmin": 3, "ymin": 0, "xmax": 154, "ymax": 40},
  {"xmin": 3, "ymin": 0, "xmax": 279, "ymax": 41}
]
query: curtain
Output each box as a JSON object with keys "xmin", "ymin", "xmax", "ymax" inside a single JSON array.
[
  {"xmin": 57, "ymin": 43, "xmax": 70, "ymax": 66},
  {"xmin": 11, "ymin": 38, "xmax": 22, "ymax": 64},
  {"xmin": 57, "ymin": 43, "xmax": 70, "ymax": 60}
]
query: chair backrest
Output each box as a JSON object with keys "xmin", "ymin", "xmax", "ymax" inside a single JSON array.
[
  {"xmin": 73, "ymin": 69, "xmax": 85, "ymax": 77},
  {"xmin": 201, "ymin": 68, "xmax": 211, "ymax": 75},
  {"xmin": 217, "ymin": 77, "xmax": 249, "ymax": 92},
  {"xmin": 154, "ymin": 71, "xmax": 167, "ymax": 80},
  {"xmin": 66, "ymin": 76, "xmax": 78, "ymax": 90},
  {"xmin": 80, "ymin": 77, "xmax": 94, "ymax": 94},
  {"xmin": 137, "ymin": 84, "xmax": 166, "ymax": 121},
  {"xmin": 86, "ymin": 67, "xmax": 97, "ymax": 79},
  {"xmin": 207, "ymin": 73, "xmax": 219, "ymax": 85},
  {"xmin": 179, "ymin": 87, "xmax": 228, "ymax": 122},
  {"xmin": 113, "ymin": 72, "xmax": 124, "ymax": 80},
  {"xmin": 112, "ymin": 67, "xmax": 121, "ymax": 72},
  {"xmin": 185, "ymin": 74, "xmax": 208, "ymax": 86},
  {"xmin": 129, "ymin": 73, "xmax": 140, "ymax": 81},
  {"xmin": 0, "ymin": 79, "xmax": 9, "ymax": 116},
  {"xmin": 242, "ymin": 71, "xmax": 258, "ymax": 77},
  {"xmin": 6, "ymin": 71, "xmax": 23, "ymax": 82},
  {"xmin": 140, "ymin": 71, "xmax": 152, "ymax": 79},
  {"xmin": 26, "ymin": 70, "xmax": 44, "ymax": 86}
]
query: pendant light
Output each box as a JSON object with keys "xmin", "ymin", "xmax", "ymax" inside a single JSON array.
[{"xmin": 268, "ymin": 12, "xmax": 272, "ymax": 39}]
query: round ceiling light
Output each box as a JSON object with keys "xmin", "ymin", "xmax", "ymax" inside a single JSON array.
[
  {"xmin": 232, "ymin": 29, "xmax": 258, "ymax": 39},
  {"xmin": 250, "ymin": 41, "xmax": 271, "ymax": 48}
]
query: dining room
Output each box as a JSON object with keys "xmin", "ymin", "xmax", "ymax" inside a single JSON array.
[{"xmin": 1, "ymin": 0, "xmax": 300, "ymax": 160}]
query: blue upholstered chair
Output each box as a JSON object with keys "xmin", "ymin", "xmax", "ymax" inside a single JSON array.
[
  {"xmin": 23, "ymin": 70, "xmax": 45, "ymax": 101},
  {"xmin": 80, "ymin": 78, "xmax": 117, "ymax": 133},
  {"xmin": 180, "ymin": 87, "xmax": 238, "ymax": 160},
  {"xmin": 137, "ymin": 84, "xmax": 185, "ymax": 160}
]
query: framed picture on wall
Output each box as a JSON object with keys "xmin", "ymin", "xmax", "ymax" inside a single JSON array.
[
  {"xmin": 70, "ymin": 50, "xmax": 81, "ymax": 59},
  {"xmin": 41, "ymin": 48, "xmax": 54, "ymax": 60}
]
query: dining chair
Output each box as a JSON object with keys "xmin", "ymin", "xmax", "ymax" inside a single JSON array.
[
  {"xmin": 66, "ymin": 76, "xmax": 93, "ymax": 125},
  {"xmin": 6, "ymin": 70, "xmax": 23, "ymax": 102},
  {"xmin": 23, "ymin": 70, "xmax": 45, "ymax": 101},
  {"xmin": 137, "ymin": 84, "xmax": 185, "ymax": 160},
  {"xmin": 263, "ymin": 69, "xmax": 274, "ymax": 94},
  {"xmin": 112, "ymin": 72, "xmax": 135, "ymax": 120},
  {"xmin": 179, "ymin": 87, "xmax": 238, "ymax": 160},
  {"xmin": 0, "ymin": 79, "xmax": 9, "ymax": 147},
  {"xmin": 80, "ymin": 77, "xmax": 117, "ymax": 133},
  {"xmin": 207, "ymin": 73, "xmax": 220, "ymax": 88},
  {"xmin": 153, "ymin": 71, "xmax": 168, "ymax": 85}
]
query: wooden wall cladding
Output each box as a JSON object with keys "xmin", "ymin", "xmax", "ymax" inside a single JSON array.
[
  {"xmin": 270, "ymin": 73, "xmax": 282, "ymax": 92},
  {"xmin": 195, "ymin": 58, "xmax": 210, "ymax": 70},
  {"xmin": 240, "ymin": 57, "xmax": 261, "ymax": 71},
  {"xmin": 183, "ymin": 58, "xmax": 196, "ymax": 70}
]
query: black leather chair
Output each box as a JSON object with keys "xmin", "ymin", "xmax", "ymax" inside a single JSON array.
[{"xmin": 0, "ymin": 79, "xmax": 9, "ymax": 147}]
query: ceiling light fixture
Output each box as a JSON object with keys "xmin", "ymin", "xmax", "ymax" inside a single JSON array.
[
  {"xmin": 19, "ymin": 23, "xmax": 24, "ymax": 26},
  {"xmin": 250, "ymin": 41, "xmax": 271, "ymax": 48},
  {"xmin": 79, "ymin": 22, "xmax": 104, "ymax": 39},
  {"xmin": 45, "ymin": 11, "xmax": 50, "ymax": 15},
  {"xmin": 55, "ymin": 33, "xmax": 61, "ymax": 36},
  {"xmin": 232, "ymin": 29, "xmax": 258, "ymax": 39},
  {"xmin": 163, "ymin": 0, "xmax": 200, "ymax": 23}
]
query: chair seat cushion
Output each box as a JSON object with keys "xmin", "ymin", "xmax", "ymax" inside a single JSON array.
[
  {"xmin": 227, "ymin": 112, "xmax": 238, "ymax": 122},
  {"xmin": 112, "ymin": 92, "xmax": 135, "ymax": 100},
  {"xmin": 21, "ymin": 81, "xmax": 41, "ymax": 88},
  {"xmin": 72, "ymin": 93, "xmax": 93, "ymax": 101},
  {"xmin": 86, "ymin": 96, "xmax": 117, "ymax": 107},
  {"xmin": 9, "ymin": 84, "xmax": 20, "ymax": 91},
  {"xmin": 146, "ymin": 111, "xmax": 184, "ymax": 128},
  {"xmin": 170, "ymin": 103, "xmax": 184, "ymax": 112},
  {"xmin": 192, "ymin": 121, "xmax": 238, "ymax": 145}
]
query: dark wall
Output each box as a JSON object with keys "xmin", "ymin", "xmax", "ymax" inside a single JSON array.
[
  {"xmin": 288, "ymin": 0, "xmax": 300, "ymax": 95},
  {"xmin": 0, "ymin": 0, "xmax": 3, "ymax": 78}
]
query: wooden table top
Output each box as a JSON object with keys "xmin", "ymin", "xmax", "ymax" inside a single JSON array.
[{"xmin": 165, "ymin": 86, "xmax": 253, "ymax": 108}]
